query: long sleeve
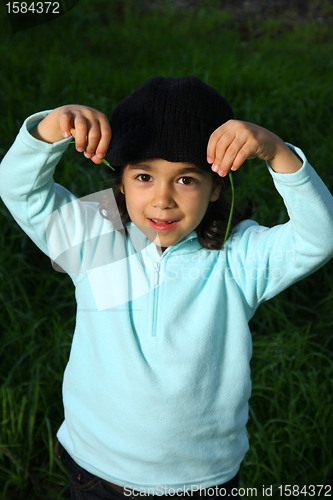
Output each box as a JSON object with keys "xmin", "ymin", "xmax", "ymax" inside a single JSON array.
[
  {"xmin": 0, "ymin": 111, "xmax": 75, "ymax": 255},
  {"xmin": 226, "ymin": 144, "xmax": 333, "ymax": 308},
  {"xmin": 0, "ymin": 112, "xmax": 123, "ymax": 277}
]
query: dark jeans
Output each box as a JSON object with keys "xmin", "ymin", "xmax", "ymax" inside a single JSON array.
[{"xmin": 63, "ymin": 448, "xmax": 240, "ymax": 500}]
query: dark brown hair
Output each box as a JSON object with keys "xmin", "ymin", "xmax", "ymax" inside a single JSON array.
[{"xmin": 100, "ymin": 166, "xmax": 254, "ymax": 250}]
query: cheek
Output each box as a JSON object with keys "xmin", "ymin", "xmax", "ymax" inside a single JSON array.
[
  {"xmin": 124, "ymin": 189, "xmax": 144, "ymax": 219},
  {"xmin": 186, "ymin": 190, "xmax": 211, "ymax": 214},
  {"xmin": 197, "ymin": 203, "xmax": 210, "ymax": 223}
]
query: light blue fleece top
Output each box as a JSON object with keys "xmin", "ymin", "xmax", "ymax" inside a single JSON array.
[{"xmin": 1, "ymin": 111, "xmax": 333, "ymax": 492}]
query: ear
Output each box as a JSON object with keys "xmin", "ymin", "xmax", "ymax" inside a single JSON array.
[
  {"xmin": 209, "ymin": 178, "xmax": 222, "ymax": 202},
  {"xmin": 120, "ymin": 184, "xmax": 125, "ymax": 195}
]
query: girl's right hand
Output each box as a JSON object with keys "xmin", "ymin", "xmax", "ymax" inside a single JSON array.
[{"xmin": 31, "ymin": 105, "xmax": 112, "ymax": 164}]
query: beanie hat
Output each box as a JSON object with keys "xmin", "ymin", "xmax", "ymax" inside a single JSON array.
[{"xmin": 104, "ymin": 76, "xmax": 233, "ymax": 172}]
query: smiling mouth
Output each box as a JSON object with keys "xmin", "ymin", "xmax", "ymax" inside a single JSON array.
[
  {"xmin": 149, "ymin": 218, "xmax": 178, "ymax": 224},
  {"xmin": 148, "ymin": 218, "xmax": 179, "ymax": 230}
]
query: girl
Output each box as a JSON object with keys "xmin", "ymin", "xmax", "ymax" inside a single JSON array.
[{"xmin": 0, "ymin": 76, "xmax": 332, "ymax": 499}]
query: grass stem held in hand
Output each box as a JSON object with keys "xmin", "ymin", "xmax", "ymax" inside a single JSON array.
[
  {"xmin": 224, "ymin": 171, "xmax": 235, "ymax": 242},
  {"xmin": 100, "ymin": 157, "xmax": 115, "ymax": 171}
]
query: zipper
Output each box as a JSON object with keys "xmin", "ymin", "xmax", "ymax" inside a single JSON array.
[
  {"xmin": 151, "ymin": 262, "xmax": 161, "ymax": 337},
  {"xmin": 154, "ymin": 262, "xmax": 160, "ymax": 287},
  {"xmin": 148, "ymin": 234, "xmax": 196, "ymax": 338}
]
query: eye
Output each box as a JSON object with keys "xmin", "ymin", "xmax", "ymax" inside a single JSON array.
[
  {"xmin": 136, "ymin": 174, "xmax": 152, "ymax": 182},
  {"xmin": 178, "ymin": 176, "xmax": 195, "ymax": 185}
]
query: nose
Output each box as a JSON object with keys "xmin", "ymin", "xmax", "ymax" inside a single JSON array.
[{"xmin": 151, "ymin": 182, "xmax": 177, "ymax": 210}]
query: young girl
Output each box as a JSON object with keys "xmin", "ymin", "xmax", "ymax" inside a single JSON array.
[{"xmin": 0, "ymin": 76, "xmax": 332, "ymax": 499}]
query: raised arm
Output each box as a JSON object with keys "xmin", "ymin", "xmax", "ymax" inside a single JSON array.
[
  {"xmin": 206, "ymin": 120, "xmax": 333, "ymax": 306},
  {"xmin": 0, "ymin": 107, "xmax": 113, "ymax": 272}
]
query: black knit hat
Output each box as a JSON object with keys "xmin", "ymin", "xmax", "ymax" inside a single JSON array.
[{"xmin": 104, "ymin": 76, "xmax": 233, "ymax": 172}]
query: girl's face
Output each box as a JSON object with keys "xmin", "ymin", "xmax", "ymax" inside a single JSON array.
[{"xmin": 120, "ymin": 158, "xmax": 221, "ymax": 251}]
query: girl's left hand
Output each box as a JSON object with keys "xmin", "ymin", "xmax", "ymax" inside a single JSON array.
[{"xmin": 206, "ymin": 120, "xmax": 300, "ymax": 176}]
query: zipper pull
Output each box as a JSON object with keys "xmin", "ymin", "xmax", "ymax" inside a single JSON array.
[{"xmin": 154, "ymin": 262, "xmax": 160, "ymax": 288}]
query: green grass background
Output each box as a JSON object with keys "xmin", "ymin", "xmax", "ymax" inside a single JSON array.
[{"xmin": 0, "ymin": 1, "xmax": 332, "ymax": 498}]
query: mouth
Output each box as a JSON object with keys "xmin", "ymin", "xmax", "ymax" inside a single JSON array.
[{"xmin": 148, "ymin": 218, "xmax": 179, "ymax": 231}]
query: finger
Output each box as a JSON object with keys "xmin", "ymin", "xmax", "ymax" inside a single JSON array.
[
  {"xmin": 72, "ymin": 114, "xmax": 89, "ymax": 152},
  {"xmin": 207, "ymin": 127, "xmax": 222, "ymax": 164},
  {"xmin": 218, "ymin": 137, "xmax": 247, "ymax": 175},
  {"xmin": 207, "ymin": 120, "xmax": 236, "ymax": 163},
  {"xmin": 58, "ymin": 111, "xmax": 75, "ymax": 139},
  {"xmin": 229, "ymin": 143, "xmax": 253, "ymax": 171},
  {"xmin": 83, "ymin": 119, "xmax": 103, "ymax": 158},
  {"xmin": 211, "ymin": 132, "xmax": 236, "ymax": 176},
  {"xmin": 90, "ymin": 154, "xmax": 103, "ymax": 165},
  {"xmin": 94, "ymin": 117, "xmax": 112, "ymax": 159}
]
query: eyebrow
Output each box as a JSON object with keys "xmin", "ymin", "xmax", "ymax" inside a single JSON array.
[{"xmin": 128, "ymin": 164, "xmax": 203, "ymax": 175}]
